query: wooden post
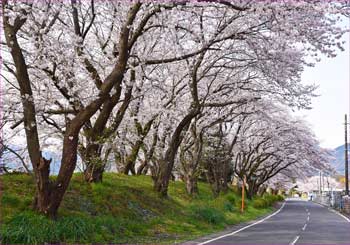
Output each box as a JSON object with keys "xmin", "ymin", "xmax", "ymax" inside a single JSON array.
[{"xmin": 241, "ymin": 176, "xmax": 246, "ymax": 213}]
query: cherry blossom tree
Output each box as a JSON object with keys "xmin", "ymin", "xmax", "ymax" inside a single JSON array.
[
  {"xmin": 1, "ymin": 0, "xmax": 349, "ymax": 217},
  {"xmin": 2, "ymin": 0, "xmax": 175, "ymax": 217}
]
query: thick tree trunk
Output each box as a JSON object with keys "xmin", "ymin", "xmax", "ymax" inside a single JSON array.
[
  {"xmin": 84, "ymin": 164, "xmax": 104, "ymax": 182},
  {"xmin": 154, "ymin": 109, "xmax": 199, "ymax": 196},
  {"xmin": 83, "ymin": 143, "xmax": 105, "ymax": 182},
  {"xmin": 123, "ymin": 162, "xmax": 136, "ymax": 175},
  {"xmin": 48, "ymin": 133, "xmax": 79, "ymax": 218},
  {"xmin": 246, "ymin": 188, "xmax": 253, "ymax": 200},
  {"xmin": 258, "ymin": 185, "xmax": 267, "ymax": 196},
  {"xmin": 154, "ymin": 158, "xmax": 171, "ymax": 196},
  {"xmin": 137, "ymin": 125, "xmax": 158, "ymax": 175},
  {"xmin": 246, "ymin": 182, "xmax": 259, "ymax": 200},
  {"xmin": 212, "ymin": 181, "xmax": 221, "ymax": 197},
  {"xmin": 33, "ymin": 156, "xmax": 52, "ymax": 214},
  {"xmin": 123, "ymin": 139, "xmax": 143, "ymax": 175},
  {"xmin": 31, "ymin": 133, "xmax": 79, "ymax": 219},
  {"xmin": 137, "ymin": 160, "xmax": 148, "ymax": 175},
  {"xmin": 204, "ymin": 167, "xmax": 220, "ymax": 197},
  {"xmin": 184, "ymin": 174, "xmax": 198, "ymax": 195}
]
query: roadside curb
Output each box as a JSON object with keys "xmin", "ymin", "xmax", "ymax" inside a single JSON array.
[{"xmin": 181, "ymin": 201, "xmax": 286, "ymax": 245}]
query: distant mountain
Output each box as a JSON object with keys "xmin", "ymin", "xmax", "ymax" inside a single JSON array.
[{"xmin": 332, "ymin": 144, "xmax": 346, "ymax": 174}]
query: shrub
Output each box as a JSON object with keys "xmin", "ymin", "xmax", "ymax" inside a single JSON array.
[
  {"xmin": 226, "ymin": 194, "xmax": 236, "ymax": 203},
  {"xmin": 234, "ymin": 197, "xmax": 243, "ymax": 209},
  {"xmin": 190, "ymin": 206, "xmax": 225, "ymax": 225},
  {"xmin": 252, "ymin": 194, "xmax": 284, "ymax": 209},
  {"xmin": 252, "ymin": 198, "xmax": 268, "ymax": 209},
  {"xmin": 223, "ymin": 201, "xmax": 235, "ymax": 212},
  {"xmin": 262, "ymin": 194, "xmax": 284, "ymax": 206},
  {"xmin": 276, "ymin": 195, "xmax": 285, "ymax": 201}
]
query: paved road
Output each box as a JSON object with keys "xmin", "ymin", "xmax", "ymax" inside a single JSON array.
[{"xmin": 196, "ymin": 200, "xmax": 350, "ymax": 244}]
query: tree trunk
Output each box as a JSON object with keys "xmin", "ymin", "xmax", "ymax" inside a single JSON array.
[
  {"xmin": 184, "ymin": 174, "xmax": 198, "ymax": 195},
  {"xmin": 31, "ymin": 133, "xmax": 79, "ymax": 219},
  {"xmin": 49, "ymin": 134, "xmax": 79, "ymax": 218},
  {"xmin": 246, "ymin": 182, "xmax": 258, "ymax": 200},
  {"xmin": 212, "ymin": 181, "xmax": 221, "ymax": 197},
  {"xmin": 154, "ymin": 159, "xmax": 171, "ymax": 196},
  {"xmin": 123, "ymin": 139, "xmax": 143, "ymax": 175},
  {"xmin": 204, "ymin": 167, "xmax": 220, "ymax": 197},
  {"xmin": 137, "ymin": 125, "xmax": 158, "ymax": 175},
  {"xmin": 33, "ymin": 156, "xmax": 52, "ymax": 214},
  {"xmin": 137, "ymin": 160, "xmax": 148, "ymax": 175},
  {"xmin": 83, "ymin": 143, "xmax": 105, "ymax": 182},
  {"xmin": 258, "ymin": 185, "xmax": 267, "ymax": 196},
  {"xmin": 154, "ymin": 109, "xmax": 199, "ymax": 196},
  {"xmin": 84, "ymin": 164, "xmax": 104, "ymax": 182}
]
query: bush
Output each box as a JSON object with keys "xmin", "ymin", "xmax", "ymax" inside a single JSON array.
[
  {"xmin": 223, "ymin": 201, "xmax": 235, "ymax": 212},
  {"xmin": 262, "ymin": 194, "xmax": 284, "ymax": 206},
  {"xmin": 252, "ymin": 198, "xmax": 268, "ymax": 209},
  {"xmin": 234, "ymin": 197, "xmax": 243, "ymax": 209},
  {"xmin": 253, "ymin": 194, "xmax": 284, "ymax": 209},
  {"xmin": 276, "ymin": 195, "xmax": 285, "ymax": 201},
  {"xmin": 226, "ymin": 194, "xmax": 236, "ymax": 203},
  {"xmin": 190, "ymin": 206, "xmax": 225, "ymax": 225}
]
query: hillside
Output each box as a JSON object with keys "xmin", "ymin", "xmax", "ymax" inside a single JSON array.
[{"xmin": 0, "ymin": 173, "xmax": 282, "ymax": 244}]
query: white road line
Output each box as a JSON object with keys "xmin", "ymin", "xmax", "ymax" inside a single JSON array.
[
  {"xmin": 302, "ymin": 223, "xmax": 307, "ymax": 231},
  {"xmin": 328, "ymin": 208, "xmax": 350, "ymax": 222},
  {"xmin": 290, "ymin": 235, "xmax": 300, "ymax": 245},
  {"xmin": 307, "ymin": 212, "xmax": 310, "ymax": 216},
  {"xmin": 307, "ymin": 216, "xmax": 310, "ymax": 221},
  {"xmin": 198, "ymin": 202, "xmax": 286, "ymax": 245},
  {"xmin": 313, "ymin": 202, "xmax": 350, "ymax": 223}
]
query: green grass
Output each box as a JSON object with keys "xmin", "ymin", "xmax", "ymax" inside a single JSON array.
[{"xmin": 0, "ymin": 173, "xmax": 283, "ymax": 244}]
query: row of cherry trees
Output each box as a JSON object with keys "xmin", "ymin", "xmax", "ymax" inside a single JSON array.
[{"xmin": 2, "ymin": 0, "xmax": 348, "ymax": 218}]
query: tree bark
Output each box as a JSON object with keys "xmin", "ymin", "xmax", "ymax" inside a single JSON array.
[
  {"xmin": 123, "ymin": 141, "xmax": 142, "ymax": 175},
  {"xmin": 154, "ymin": 109, "xmax": 199, "ymax": 196},
  {"xmin": 184, "ymin": 174, "xmax": 199, "ymax": 195},
  {"xmin": 33, "ymin": 156, "xmax": 52, "ymax": 214}
]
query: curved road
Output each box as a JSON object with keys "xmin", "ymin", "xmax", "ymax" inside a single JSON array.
[{"xmin": 194, "ymin": 200, "xmax": 350, "ymax": 244}]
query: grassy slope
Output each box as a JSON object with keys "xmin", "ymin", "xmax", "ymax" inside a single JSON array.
[{"xmin": 0, "ymin": 173, "xmax": 280, "ymax": 244}]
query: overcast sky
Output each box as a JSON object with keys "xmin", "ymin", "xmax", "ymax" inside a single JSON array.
[{"xmin": 297, "ymin": 27, "xmax": 349, "ymax": 149}]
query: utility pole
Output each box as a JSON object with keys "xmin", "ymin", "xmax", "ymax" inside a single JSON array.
[
  {"xmin": 322, "ymin": 172, "xmax": 325, "ymax": 191},
  {"xmin": 319, "ymin": 171, "xmax": 322, "ymax": 194},
  {"xmin": 345, "ymin": 114, "xmax": 349, "ymax": 195}
]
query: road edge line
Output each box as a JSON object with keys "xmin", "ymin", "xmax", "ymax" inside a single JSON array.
[
  {"xmin": 328, "ymin": 208, "xmax": 350, "ymax": 222},
  {"xmin": 197, "ymin": 202, "xmax": 286, "ymax": 245},
  {"xmin": 312, "ymin": 201, "xmax": 350, "ymax": 223}
]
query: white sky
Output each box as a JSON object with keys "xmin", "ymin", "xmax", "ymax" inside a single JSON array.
[{"xmin": 297, "ymin": 24, "xmax": 349, "ymax": 149}]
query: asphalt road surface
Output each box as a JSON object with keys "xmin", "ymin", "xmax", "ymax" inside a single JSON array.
[{"xmin": 195, "ymin": 199, "xmax": 350, "ymax": 244}]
